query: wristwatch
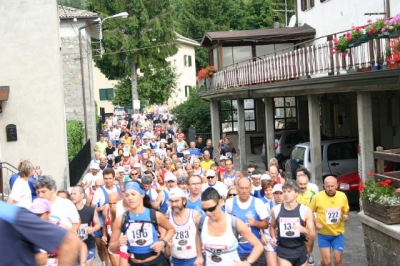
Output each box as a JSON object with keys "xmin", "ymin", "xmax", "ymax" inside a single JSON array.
[
  {"xmin": 246, "ymin": 258, "xmax": 254, "ymax": 265},
  {"xmin": 161, "ymin": 239, "xmax": 168, "ymax": 247}
]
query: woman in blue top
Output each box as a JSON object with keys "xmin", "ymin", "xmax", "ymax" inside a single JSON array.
[{"xmin": 109, "ymin": 181, "xmax": 175, "ymax": 265}]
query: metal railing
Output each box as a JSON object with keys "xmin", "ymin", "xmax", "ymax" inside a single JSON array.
[
  {"xmin": 207, "ymin": 36, "xmax": 392, "ymax": 91},
  {"xmin": 69, "ymin": 139, "xmax": 92, "ymax": 186},
  {"xmin": 0, "ymin": 162, "xmax": 18, "ymax": 201}
]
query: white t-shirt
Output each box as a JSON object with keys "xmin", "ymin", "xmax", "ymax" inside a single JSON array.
[
  {"xmin": 50, "ymin": 197, "xmax": 80, "ymax": 229},
  {"xmin": 224, "ymin": 196, "xmax": 269, "ymax": 220},
  {"xmin": 116, "ymin": 200, "xmax": 126, "ymax": 218},
  {"xmin": 82, "ymin": 173, "xmax": 102, "ymax": 195},
  {"xmin": 202, "ymin": 181, "xmax": 228, "ymax": 198},
  {"xmin": 9, "ymin": 178, "xmax": 32, "ymax": 209},
  {"xmin": 146, "ymin": 188, "xmax": 158, "ymax": 202},
  {"xmin": 308, "ymin": 182, "xmax": 319, "ymax": 193},
  {"xmin": 92, "ymin": 186, "xmax": 120, "ymax": 207}
]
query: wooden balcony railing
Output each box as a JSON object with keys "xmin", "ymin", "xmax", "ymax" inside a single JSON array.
[{"xmin": 206, "ymin": 36, "xmax": 393, "ymax": 91}]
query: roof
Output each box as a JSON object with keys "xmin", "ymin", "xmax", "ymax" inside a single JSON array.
[
  {"xmin": 201, "ymin": 24, "xmax": 316, "ymax": 46},
  {"xmin": 175, "ymin": 32, "xmax": 200, "ymax": 47},
  {"xmin": 58, "ymin": 5, "xmax": 98, "ymax": 19}
]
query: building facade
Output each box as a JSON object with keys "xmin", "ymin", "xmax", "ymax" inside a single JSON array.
[{"xmin": 0, "ymin": 0, "xmax": 69, "ymax": 193}]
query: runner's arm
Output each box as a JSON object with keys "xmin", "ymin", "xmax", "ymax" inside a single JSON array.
[{"xmin": 91, "ymin": 207, "xmax": 101, "ymax": 233}]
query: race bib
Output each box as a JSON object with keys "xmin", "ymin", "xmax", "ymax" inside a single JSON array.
[
  {"xmin": 78, "ymin": 223, "xmax": 88, "ymax": 240},
  {"xmin": 173, "ymin": 225, "xmax": 192, "ymax": 250},
  {"xmin": 44, "ymin": 258, "xmax": 58, "ymax": 266},
  {"xmin": 124, "ymin": 145, "xmax": 129, "ymax": 152},
  {"xmin": 127, "ymin": 223, "xmax": 154, "ymax": 247},
  {"xmin": 279, "ymin": 217, "xmax": 300, "ymax": 238},
  {"xmin": 226, "ymin": 152, "xmax": 232, "ymax": 159},
  {"xmin": 325, "ymin": 208, "xmax": 341, "ymax": 224},
  {"xmin": 124, "ymin": 165, "xmax": 130, "ymax": 175}
]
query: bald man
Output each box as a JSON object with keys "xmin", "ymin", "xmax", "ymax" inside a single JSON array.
[
  {"xmin": 200, "ymin": 150, "xmax": 215, "ymax": 172},
  {"xmin": 268, "ymin": 165, "xmax": 285, "ymax": 184},
  {"xmin": 224, "ymin": 177, "xmax": 269, "ymax": 266},
  {"xmin": 309, "ymin": 176, "xmax": 349, "ymax": 266}
]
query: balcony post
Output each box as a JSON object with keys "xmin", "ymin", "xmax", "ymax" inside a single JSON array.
[
  {"xmin": 210, "ymin": 99, "xmax": 221, "ymax": 159},
  {"xmin": 264, "ymin": 96, "xmax": 275, "ymax": 169},
  {"xmin": 308, "ymin": 94, "xmax": 323, "ymax": 188},
  {"xmin": 357, "ymin": 91, "xmax": 374, "ymax": 183},
  {"xmin": 237, "ymin": 99, "xmax": 247, "ymax": 173}
]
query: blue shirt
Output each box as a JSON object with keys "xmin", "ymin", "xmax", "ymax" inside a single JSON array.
[{"xmin": 189, "ymin": 148, "xmax": 202, "ymax": 157}]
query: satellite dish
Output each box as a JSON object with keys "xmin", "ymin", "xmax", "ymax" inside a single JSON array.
[{"xmin": 288, "ymin": 15, "xmax": 296, "ymax": 27}]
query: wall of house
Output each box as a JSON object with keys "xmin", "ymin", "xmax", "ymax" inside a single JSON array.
[
  {"xmin": 297, "ymin": 0, "xmax": 400, "ymax": 39},
  {"xmin": 93, "ymin": 65, "xmax": 117, "ymax": 115},
  {"xmin": 0, "ymin": 0, "xmax": 69, "ymax": 191},
  {"xmin": 60, "ymin": 20, "xmax": 97, "ymax": 147},
  {"xmin": 167, "ymin": 42, "xmax": 198, "ymax": 109}
]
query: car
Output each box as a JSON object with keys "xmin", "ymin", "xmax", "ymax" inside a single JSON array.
[
  {"xmin": 261, "ymin": 130, "xmax": 330, "ymax": 169},
  {"xmin": 337, "ymin": 161, "xmax": 400, "ymax": 204},
  {"xmin": 285, "ymin": 138, "xmax": 359, "ymax": 181}
]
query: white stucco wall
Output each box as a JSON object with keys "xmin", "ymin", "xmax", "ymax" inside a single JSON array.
[
  {"xmin": 93, "ymin": 65, "xmax": 118, "ymax": 114},
  {"xmin": 0, "ymin": 0, "xmax": 69, "ymax": 190},
  {"xmin": 297, "ymin": 0, "xmax": 400, "ymax": 38},
  {"xmin": 167, "ymin": 42, "xmax": 198, "ymax": 108}
]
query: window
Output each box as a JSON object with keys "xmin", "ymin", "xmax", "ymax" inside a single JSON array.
[
  {"xmin": 184, "ymin": 85, "xmax": 191, "ymax": 97},
  {"xmin": 301, "ymin": 0, "xmax": 315, "ymax": 11},
  {"xmin": 222, "ymin": 46, "xmax": 252, "ymax": 67},
  {"xmin": 274, "ymin": 97, "xmax": 297, "ymax": 130},
  {"xmin": 220, "ymin": 99, "xmax": 255, "ymax": 132},
  {"xmin": 184, "ymin": 55, "xmax": 192, "ymax": 67},
  {"xmin": 99, "ymin": 88, "xmax": 113, "ymax": 101}
]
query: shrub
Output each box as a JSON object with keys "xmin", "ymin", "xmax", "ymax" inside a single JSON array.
[{"xmin": 66, "ymin": 120, "xmax": 84, "ymax": 162}]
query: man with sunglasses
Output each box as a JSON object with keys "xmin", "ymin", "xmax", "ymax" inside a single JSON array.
[
  {"xmin": 202, "ymin": 169, "xmax": 227, "ymax": 200},
  {"xmin": 225, "ymin": 177, "xmax": 269, "ymax": 266},
  {"xmin": 167, "ymin": 188, "xmax": 203, "ymax": 266}
]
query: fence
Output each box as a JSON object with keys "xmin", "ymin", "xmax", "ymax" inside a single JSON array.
[
  {"xmin": 69, "ymin": 139, "xmax": 91, "ymax": 186},
  {"xmin": 0, "ymin": 162, "xmax": 18, "ymax": 201}
]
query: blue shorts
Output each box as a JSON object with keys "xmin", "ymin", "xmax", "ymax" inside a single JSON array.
[
  {"xmin": 318, "ymin": 233, "xmax": 344, "ymax": 252},
  {"xmin": 93, "ymin": 228, "xmax": 103, "ymax": 238},
  {"xmin": 171, "ymin": 257, "xmax": 196, "ymax": 266},
  {"xmin": 87, "ymin": 247, "xmax": 96, "ymax": 260}
]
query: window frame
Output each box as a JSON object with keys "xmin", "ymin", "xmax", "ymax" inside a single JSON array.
[
  {"xmin": 99, "ymin": 88, "xmax": 113, "ymax": 101},
  {"xmin": 274, "ymin": 97, "xmax": 298, "ymax": 131},
  {"xmin": 220, "ymin": 99, "xmax": 256, "ymax": 133}
]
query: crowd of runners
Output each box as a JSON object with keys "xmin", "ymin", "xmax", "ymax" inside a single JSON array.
[{"xmin": 5, "ymin": 107, "xmax": 350, "ymax": 266}]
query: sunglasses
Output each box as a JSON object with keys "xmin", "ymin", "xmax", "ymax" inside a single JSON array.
[
  {"xmin": 228, "ymin": 194, "xmax": 237, "ymax": 197},
  {"xmin": 207, "ymin": 176, "xmax": 214, "ymax": 179},
  {"xmin": 146, "ymin": 165, "xmax": 153, "ymax": 167},
  {"xmin": 130, "ymin": 173, "xmax": 138, "ymax": 175},
  {"xmin": 202, "ymin": 203, "xmax": 218, "ymax": 213}
]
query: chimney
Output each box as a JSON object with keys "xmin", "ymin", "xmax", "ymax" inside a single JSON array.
[{"xmin": 273, "ymin": 15, "xmax": 280, "ymax": 29}]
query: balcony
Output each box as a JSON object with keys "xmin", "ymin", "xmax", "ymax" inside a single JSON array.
[{"xmin": 202, "ymin": 34, "xmax": 399, "ymax": 94}]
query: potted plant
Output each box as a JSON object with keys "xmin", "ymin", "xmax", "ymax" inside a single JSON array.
[
  {"xmin": 382, "ymin": 13, "xmax": 400, "ymax": 38},
  {"xmin": 360, "ymin": 178, "xmax": 400, "ymax": 224},
  {"xmin": 333, "ymin": 35, "xmax": 351, "ymax": 56},
  {"xmin": 197, "ymin": 65, "xmax": 218, "ymax": 83}
]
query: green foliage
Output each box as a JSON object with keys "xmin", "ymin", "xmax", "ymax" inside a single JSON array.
[
  {"xmin": 112, "ymin": 66, "xmax": 178, "ymax": 107},
  {"xmin": 172, "ymin": 87, "xmax": 211, "ymax": 132},
  {"xmin": 86, "ymin": 0, "xmax": 178, "ymax": 102},
  {"xmin": 59, "ymin": 0, "xmax": 86, "ymax": 9},
  {"xmin": 66, "ymin": 120, "xmax": 84, "ymax": 162},
  {"xmin": 175, "ymin": 0, "xmax": 294, "ymax": 70},
  {"xmin": 171, "ymin": 86, "xmax": 232, "ymax": 132}
]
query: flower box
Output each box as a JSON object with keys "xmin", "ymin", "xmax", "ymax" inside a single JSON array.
[
  {"xmin": 389, "ymin": 31, "xmax": 400, "ymax": 39},
  {"xmin": 363, "ymin": 201, "xmax": 400, "ymax": 224}
]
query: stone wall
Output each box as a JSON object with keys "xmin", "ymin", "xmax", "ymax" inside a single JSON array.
[
  {"xmin": 60, "ymin": 34, "xmax": 97, "ymax": 147},
  {"xmin": 359, "ymin": 212, "xmax": 400, "ymax": 266}
]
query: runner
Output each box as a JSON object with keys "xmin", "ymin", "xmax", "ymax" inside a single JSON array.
[
  {"xmin": 154, "ymin": 172, "xmax": 178, "ymax": 214},
  {"xmin": 224, "ymin": 177, "xmax": 269, "ymax": 265},
  {"xmin": 186, "ymin": 174, "xmax": 204, "ymax": 216},
  {"xmin": 309, "ymin": 176, "xmax": 349, "ymax": 266},
  {"xmin": 296, "ymin": 168, "xmax": 317, "ymax": 266},
  {"xmin": 200, "ymin": 187, "xmax": 264, "ymax": 265},
  {"xmin": 102, "ymin": 192, "xmax": 121, "ymax": 266},
  {"xmin": 70, "ymin": 186, "xmax": 101, "ymax": 266},
  {"xmin": 167, "ymin": 188, "xmax": 203, "ymax": 266},
  {"xmin": 270, "ymin": 180, "xmax": 316, "ymax": 266},
  {"xmin": 109, "ymin": 181, "xmax": 175, "ymax": 265},
  {"xmin": 223, "ymin": 159, "xmax": 244, "ymax": 188}
]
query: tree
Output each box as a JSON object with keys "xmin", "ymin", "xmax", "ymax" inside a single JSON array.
[
  {"xmin": 112, "ymin": 66, "xmax": 178, "ymax": 107},
  {"xmin": 172, "ymin": 86, "xmax": 232, "ymax": 133},
  {"xmin": 86, "ymin": 0, "xmax": 178, "ymax": 108}
]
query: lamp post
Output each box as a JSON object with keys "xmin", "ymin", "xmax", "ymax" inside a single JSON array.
[{"xmin": 78, "ymin": 12, "xmax": 128, "ymax": 141}]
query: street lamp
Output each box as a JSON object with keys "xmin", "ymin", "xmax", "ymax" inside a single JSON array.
[{"xmin": 78, "ymin": 12, "xmax": 128, "ymax": 141}]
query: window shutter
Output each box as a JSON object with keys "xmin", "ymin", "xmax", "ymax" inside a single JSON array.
[
  {"xmin": 310, "ymin": 0, "xmax": 315, "ymax": 7},
  {"xmin": 188, "ymin": 56, "xmax": 192, "ymax": 67},
  {"xmin": 99, "ymin": 89, "xmax": 107, "ymax": 101},
  {"xmin": 184, "ymin": 55, "xmax": 187, "ymax": 66}
]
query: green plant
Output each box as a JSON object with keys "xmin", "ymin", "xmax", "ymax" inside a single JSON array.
[
  {"xmin": 333, "ymin": 36, "xmax": 350, "ymax": 55},
  {"xmin": 360, "ymin": 179, "xmax": 400, "ymax": 205},
  {"xmin": 66, "ymin": 120, "xmax": 84, "ymax": 162}
]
